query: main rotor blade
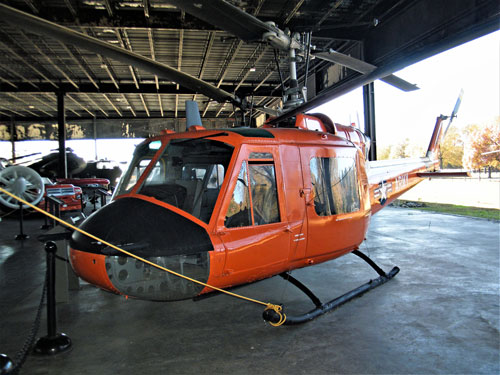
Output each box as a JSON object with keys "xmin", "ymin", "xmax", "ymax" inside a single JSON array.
[
  {"xmin": 314, "ymin": 51, "xmax": 418, "ymax": 92},
  {"xmin": 0, "ymin": 4, "xmax": 239, "ymax": 106},
  {"xmin": 164, "ymin": 0, "xmax": 273, "ymax": 42},
  {"xmin": 269, "ymin": 59, "xmax": 422, "ymax": 125}
]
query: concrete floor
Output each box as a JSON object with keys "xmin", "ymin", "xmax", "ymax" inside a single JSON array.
[{"xmin": 0, "ymin": 207, "xmax": 498, "ymax": 374}]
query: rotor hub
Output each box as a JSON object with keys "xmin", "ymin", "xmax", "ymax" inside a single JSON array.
[{"xmin": 12, "ymin": 176, "xmax": 27, "ymax": 196}]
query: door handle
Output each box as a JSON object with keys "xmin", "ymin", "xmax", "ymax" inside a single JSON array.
[{"xmin": 300, "ymin": 188, "xmax": 314, "ymax": 206}]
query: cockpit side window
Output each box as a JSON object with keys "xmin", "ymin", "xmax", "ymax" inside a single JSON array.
[
  {"xmin": 248, "ymin": 163, "xmax": 280, "ymax": 225},
  {"xmin": 310, "ymin": 157, "xmax": 360, "ymax": 216},
  {"xmin": 224, "ymin": 161, "xmax": 252, "ymax": 228},
  {"xmin": 225, "ymin": 155, "xmax": 280, "ymax": 228}
]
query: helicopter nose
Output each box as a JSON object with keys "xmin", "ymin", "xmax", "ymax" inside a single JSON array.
[{"xmin": 69, "ymin": 197, "xmax": 212, "ymax": 301}]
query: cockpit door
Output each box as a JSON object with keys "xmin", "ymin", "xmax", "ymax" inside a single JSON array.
[
  {"xmin": 300, "ymin": 146, "xmax": 367, "ymax": 259},
  {"xmin": 216, "ymin": 145, "xmax": 290, "ymax": 285},
  {"xmin": 280, "ymin": 144, "xmax": 308, "ymax": 262}
]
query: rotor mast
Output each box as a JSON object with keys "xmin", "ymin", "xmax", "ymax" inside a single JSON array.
[
  {"xmin": 262, "ymin": 24, "xmax": 307, "ymax": 111},
  {"xmin": 284, "ymin": 45, "xmax": 304, "ymax": 110}
]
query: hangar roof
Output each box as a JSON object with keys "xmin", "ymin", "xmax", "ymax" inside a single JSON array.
[{"xmin": 0, "ymin": 0, "xmax": 498, "ymax": 122}]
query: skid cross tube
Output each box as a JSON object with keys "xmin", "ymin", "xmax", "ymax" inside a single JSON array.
[{"xmin": 263, "ymin": 250, "xmax": 400, "ymax": 325}]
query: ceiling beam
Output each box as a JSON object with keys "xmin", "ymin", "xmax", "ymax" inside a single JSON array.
[
  {"xmin": 103, "ymin": 0, "xmax": 114, "ymax": 18},
  {"xmin": 174, "ymin": 95, "xmax": 179, "ymax": 119},
  {"xmin": 143, "ymin": 0, "xmax": 150, "ymax": 18},
  {"xmin": 19, "ymin": 32, "xmax": 79, "ymax": 90},
  {"xmin": 280, "ymin": 0, "xmax": 305, "ymax": 25},
  {"xmin": 1, "ymin": 82, "xmax": 279, "ymax": 97},
  {"xmin": 0, "ymin": 38, "xmax": 58, "ymax": 89},
  {"xmin": 139, "ymin": 94, "xmax": 150, "ymax": 117},
  {"xmin": 0, "ymin": 104, "xmax": 26, "ymax": 117},
  {"xmin": 27, "ymin": 93, "xmax": 57, "ymax": 112},
  {"xmin": 193, "ymin": 31, "xmax": 215, "ymax": 102},
  {"xmin": 0, "ymin": 111, "xmax": 238, "ymax": 122},
  {"xmin": 120, "ymin": 30, "xmax": 141, "ymax": 89},
  {"xmin": 82, "ymin": 28, "xmax": 121, "ymax": 91},
  {"xmin": 147, "ymin": 29, "xmax": 160, "ymax": 90},
  {"xmin": 103, "ymin": 93, "xmax": 122, "ymax": 116},
  {"xmin": 254, "ymin": 70, "xmax": 275, "ymax": 92},
  {"xmin": 147, "ymin": 29, "xmax": 164, "ymax": 117},
  {"xmin": 22, "ymin": 0, "xmax": 40, "ymax": 14},
  {"xmin": 6, "ymin": 92, "xmax": 51, "ymax": 117},
  {"xmin": 203, "ymin": 40, "xmax": 243, "ymax": 117},
  {"xmin": 67, "ymin": 94, "xmax": 95, "ymax": 117},
  {"xmin": 158, "ymin": 94, "xmax": 163, "ymax": 117},
  {"xmin": 315, "ymin": 0, "xmax": 344, "ymax": 29},
  {"xmin": 121, "ymin": 93, "xmax": 136, "ymax": 117},
  {"xmin": 203, "ymin": 1, "xmax": 267, "ymax": 118},
  {"xmin": 83, "ymin": 93, "xmax": 108, "ymax": 117},
  {"xmin": 15, "ymin": 8, "xmax": 217, "ymax": 30},
  {"xmin": 117, "ymin": 29, "xmax": 141, "ymax": 90},
  {"xmin": 0, "ymin": 76, "xmax": 17, "ymax": 89},
  {"xmin": 234, "ymin": 44, "xmax": 268, "ymax": 91},
  {"xmin": 59, "ymin": 42, "xmax": 100, "ymax": 90},
  {"xmin": 0, "ymin": 64, "xmax": 39, "ymax": 90},
  {"xmin": 175, "ymin": 28, "xmax": 184, "ymax": 118},
  {"xmin": 62, "ymin": 0, "xmax": 77, "ymax": 18}
]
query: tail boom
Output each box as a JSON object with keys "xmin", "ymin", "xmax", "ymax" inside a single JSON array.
[{"xmin": 367, "ymin": 157, "xmax": 438, "ymax": 215}]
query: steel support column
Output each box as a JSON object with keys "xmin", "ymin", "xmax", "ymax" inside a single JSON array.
[
  {"xmin": 57, "ymin": 91, "xmax": 67, "ymax": 178},
  {"xmin": 10, "ymin": 116, "xmax": 15, "ymax": 160},
  {"xmin": 363, "ymin": 82, "xmax": 376, "ymax": 161},
  {"xmin": 93, "ymin": 115, "xmax": 97, "ymax": 160}
]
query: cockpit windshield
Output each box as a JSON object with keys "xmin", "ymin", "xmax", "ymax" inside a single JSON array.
[
  {"xmin": 115, "ymin": 138, "xmax": 234, "ymax": 223},
  {"xmin": 113, "ymin": 140, "xmax": 162, "ymax": 196}
]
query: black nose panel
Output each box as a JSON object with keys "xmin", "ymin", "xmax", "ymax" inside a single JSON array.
[{"xmin": 70, "ymin": 197, "xmax": 213, "ymax": 257}]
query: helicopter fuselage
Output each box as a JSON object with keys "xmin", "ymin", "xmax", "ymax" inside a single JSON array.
[{"xmin": 69, "ymin": 125, "xmax": 436, "ymax": 302}]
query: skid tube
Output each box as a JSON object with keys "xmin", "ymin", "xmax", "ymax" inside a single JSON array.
[{"xmin": 263, "ymin": 250, "xmax": 400, "ymax": 325}]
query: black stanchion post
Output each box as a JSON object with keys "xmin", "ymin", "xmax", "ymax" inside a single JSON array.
[
  {"xmin": 92, "ymin": 191, "xmax": 98, "ymax": 212},
  {"xmin": 55, "ymin": 203, "xmax": 60, "ymax": 225},
  {"xmin": 15, "ymin": 201, "xmax": 28, "ymax": 240},
  {"xmin": 40, "ymin": 198, "xmax": 51, "ymax": 230},
  {"xmin": 100, "ymin": 190, "xmax": 106, "ymax": 208},
  {"xmin": 33, "ymin": 241, "xmax": 72, "ymax": 355},
  {"xmin": 50, "ymin": 200, "xmax": 56, "ymax": 227}
]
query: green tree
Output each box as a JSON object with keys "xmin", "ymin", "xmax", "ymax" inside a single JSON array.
[
  {"xmin": 463, "ymin": 118, "xmax": 500, "ymax": 170},
  {"xmin": 390, "ymin": 138, "xmax": 410, "ymax": 159},
  {"xmin": 377, "ymin": 145, "xmax": 392, "ymax": 160},
  {"xmin": 439, "ymin": 126, "xmax": 464, "ymax": 168}
]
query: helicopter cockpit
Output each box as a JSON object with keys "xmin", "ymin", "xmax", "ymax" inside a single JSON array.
[{"xmin": 115, "ymin": 137, "xmax": 234, "ymax": 223}]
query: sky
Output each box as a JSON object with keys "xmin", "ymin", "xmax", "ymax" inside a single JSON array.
[{"xmin": 312, "ymin": 29, "xmax": 500, "ymax": 151}]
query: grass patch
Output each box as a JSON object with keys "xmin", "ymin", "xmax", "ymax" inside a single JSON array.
[{"xmin": 392, "ymin": 200, "xmax": 500, "ymax": 220}]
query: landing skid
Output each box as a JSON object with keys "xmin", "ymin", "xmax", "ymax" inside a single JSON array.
[{"xmin": 263, "ymin": 250, "xmax": 400, "ymax": 325}]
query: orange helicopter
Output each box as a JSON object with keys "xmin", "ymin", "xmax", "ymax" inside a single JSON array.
[
  {"xmin": 0, "ymin": 2, "xmax": 465, "ymax": 324},
  {"xmin": 67, "ymin": 91, "xmax": 464, "ymax": 325}
]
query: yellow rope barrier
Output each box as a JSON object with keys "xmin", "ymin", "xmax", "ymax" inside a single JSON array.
[{"xmin": 0, "ymin": 186, "xmax": 286, "ymax": 326}]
